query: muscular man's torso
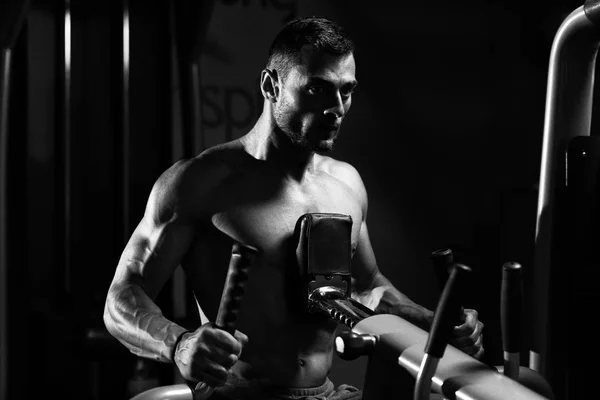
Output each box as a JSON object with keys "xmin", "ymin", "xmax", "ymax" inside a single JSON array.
[{"xmin": 179, "ymin": 142, "xmax": 364, "ymax": 388}]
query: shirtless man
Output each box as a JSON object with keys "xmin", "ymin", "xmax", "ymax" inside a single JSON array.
[{"xmin": 103, "ymin": 16, "xmax": 484, "ymax": 399}]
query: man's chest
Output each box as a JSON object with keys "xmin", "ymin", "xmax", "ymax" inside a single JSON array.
[
  {"xmin": 209, "ymin": 178, "xmax": 363, "ymax": 257},
  {"xmin": 186, "ymin": 172, "xmax": 364, "ymax": 323}
]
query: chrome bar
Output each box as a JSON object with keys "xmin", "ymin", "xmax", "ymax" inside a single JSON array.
[
  {"xmin": 532, "ymin": 5, "xmax": 600, "ymax": 374},
  {"xmin": 63, "ymin": 0, "xmax": 72, "ymax": 294},
  {"xmin": 356, "ymin": 315, "xmax": 550, "ymax": 400},
  {"xmin": 308, "ymin": 286, "xmax": 375, "ymax": 328},
  {"xmin": 128, "ymin": 313, "xmax": 552, "ymax": 400},
  {"xmin": 122, "ymin": 0, "xmax": 130, "ymax": 241},
  {"xmin": 129, "ymin": 384, "xmax": 192, "ymax": 400},
  {"xmin": 413, "ymin": 353, "xmax": 438, "ymax": 400}
]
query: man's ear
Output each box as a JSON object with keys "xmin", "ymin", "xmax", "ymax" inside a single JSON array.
[{"xmin": 260, "ymin": 69, "xmax": 279, "ymax": 102}]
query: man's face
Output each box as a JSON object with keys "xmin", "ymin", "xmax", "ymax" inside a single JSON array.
[{"xmin": 273, "ymin": 47, "xmax": 357, "ymax": 152}]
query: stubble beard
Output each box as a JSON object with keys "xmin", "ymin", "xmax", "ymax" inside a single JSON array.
[
  {"xmin": 274, "ymin": 112, "xmax": 336, "ymax": 153},
  {"xmin": 282, "ymin": 124, "xmax": 336, "ymax": 153},
  {"xmin": 274, "ymin": 104, "xmax": 309, "ymax": 152}
]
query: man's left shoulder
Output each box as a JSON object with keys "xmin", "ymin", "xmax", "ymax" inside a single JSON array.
[{"xmin": 317, "ymin": 155, "xmax": 362, "ymax": 184}]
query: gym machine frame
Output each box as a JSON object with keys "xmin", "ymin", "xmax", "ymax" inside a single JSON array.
[{"xmin": 123, "ymin": 0, "xmax": 600, "ymax": 398}]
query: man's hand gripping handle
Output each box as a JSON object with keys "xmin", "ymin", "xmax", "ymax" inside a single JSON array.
[{"xmin": 193, "ymin": 242, "xmax": 258, "ymax": 399}]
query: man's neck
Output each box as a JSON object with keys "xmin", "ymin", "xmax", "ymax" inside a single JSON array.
[{"xmin": 241, "ymin": 118, "xmax": 317, "ymax": 182}]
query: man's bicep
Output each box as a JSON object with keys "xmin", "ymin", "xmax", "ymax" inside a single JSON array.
[
  {"xmin": 114, "ymin": 214, "xmax": 195, "ymax": 299},
  {"xmin": 111, "ymin": 165, "xmax": 199, "ymax": 300}
]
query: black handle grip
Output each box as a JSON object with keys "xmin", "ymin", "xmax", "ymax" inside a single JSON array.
[
  {"xmin": 430, "ymin": 248, "xmax": 453, "ymax": 290},
  {"xmin": 193, "ymin": 243, "xmax": 259, "ymax": 396},
  {"xmin": 500, "ymin": 262, "xmax": 523, "ymax": 353},
  {"xmin": 431, "ymin": 248, "xmax": 465, "ymax": 324},
  {"xmin": 215, "ymin": 242, "xmax": 259, "ymax": 335},
  {"xmin": 334, "ymin": 330, "xmax": 376, "ymax": 361},
  {"xmin": 425, "ymin": 263, "xmax": 471, "ymax": 358}
]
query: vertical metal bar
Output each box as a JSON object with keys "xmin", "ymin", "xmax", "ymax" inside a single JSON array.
[
  {"xmin": 1, "ymin": 4, "xmax": 31, "ymax": 396},
  {"xmin": 122, "ymin": 0, "xmax": 130, "ymax": 241},
  {"xmin": 169, "ymin": 3, "xmax": 187, "ymax": 383},
  {"xmin": 532, "ymin": 5, "xmax": 599, "ymax": 378},
  {"xmin": 0, "ymin": 45, "xmax": 12, "ymax": 400},
  {"xmin": 63, "ymin": 0, "xmax": 72, "ymax": 294}
]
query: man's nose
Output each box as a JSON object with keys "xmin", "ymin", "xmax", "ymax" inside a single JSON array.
[{"xmin": 324, "ymin": 92, "xmax": 345, "ymax": 119}]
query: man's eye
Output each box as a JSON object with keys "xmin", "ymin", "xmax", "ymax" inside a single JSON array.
[
  {"xmin": 341, "ymin": 86, "xmax": 356, "ymax": 98},
  {"xmin": 307, "ymin": 86, "xmax": 323, "ymax": 95}
]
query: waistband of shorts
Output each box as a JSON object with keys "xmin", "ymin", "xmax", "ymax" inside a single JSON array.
[
  {"xmin": 263, "ymin": 377, "xmax": 334, "ymax": 397},
  {"xmin": 221, "ymin": 375, "xmax": 334, "ymax": 398}
]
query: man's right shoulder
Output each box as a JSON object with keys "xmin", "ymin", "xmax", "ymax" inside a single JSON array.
[
  {"xmin": 167, "ymin": 149, "xmax": 231, "ymax": 183},
  {"xmin": 170, "ymin": 138, "xmax": 247, "ymax": 176},
  {"xmin": 152, "ymin": 143, "xmax": 249, "ymax": 213}
]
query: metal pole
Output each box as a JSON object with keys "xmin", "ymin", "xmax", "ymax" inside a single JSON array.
[
  {"xmin": 122, "ymin": 0, "xmax": 130, "ymax": 241},
  {"xmin": 0, "ymin": 45, "xmax": 12, "ymax": 400},
  {"xmin": 169, "ymin": 2, "xmax": 188, "ymax": 382},
  {"xmin": 532, "ymin": 5, "xmax": 600, "ymax": 377},
  {"xmin": 63, "ymin": 0, "xmax": 72, "ymax": 294},
  {"xmin": 0, "ymin": 3, "xmax": 32, "ymax": 396}
]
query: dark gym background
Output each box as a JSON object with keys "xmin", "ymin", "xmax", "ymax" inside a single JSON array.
[{"xmin": 1, "ymin": 0, "xmax": 596, "ymax": 399}]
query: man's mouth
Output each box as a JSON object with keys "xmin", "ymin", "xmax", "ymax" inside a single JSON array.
[{"xmin": 320, "ymin": 125, "xmax": 339, "ymax": 134}]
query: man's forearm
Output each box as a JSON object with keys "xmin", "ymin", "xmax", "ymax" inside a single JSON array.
[
  {"xmin": 103, "ymin": 283, "xmax": 187, "ymax": 363},
  {"xmin": 352, "ymin": 272, "xmax": 434, "ymax": 330}
]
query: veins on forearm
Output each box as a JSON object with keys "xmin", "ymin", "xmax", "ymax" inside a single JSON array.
[
  {"xmin": 351, "ymin": 273, "xmax": 433, "ymax": 330},
  {"xmin": 107, "ymin": 284, "xmax": 184, "ymax": 363}
]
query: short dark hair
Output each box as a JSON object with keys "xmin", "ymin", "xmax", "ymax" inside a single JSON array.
[{"xmin": 266, "ymin": 16, "xmax": 355, "ymax": 81}]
